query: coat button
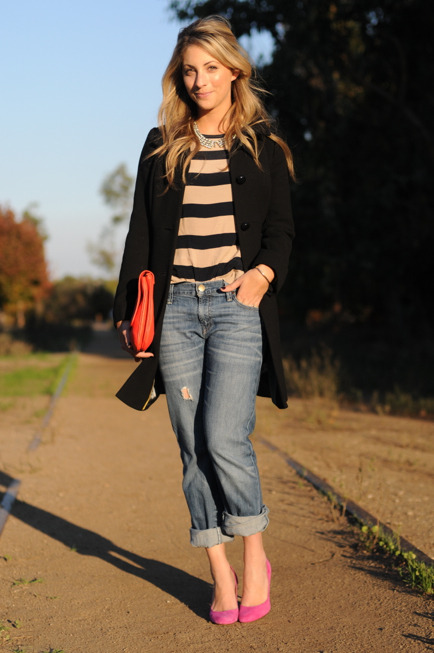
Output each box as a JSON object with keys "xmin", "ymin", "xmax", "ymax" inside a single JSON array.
[
  {"xmin": 240, "ymin": 222, "xmax": 250, "ymax": 231},
  {"xmin": 236, "ymin": 175, "xmax": 246, "ymax": 184}
]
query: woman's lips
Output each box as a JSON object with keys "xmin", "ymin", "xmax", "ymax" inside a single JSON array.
[{"xmin": 195, "ymin": 91, "xmax": 212, "ymax": 99}]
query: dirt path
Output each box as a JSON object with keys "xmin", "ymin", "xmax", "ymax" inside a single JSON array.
[{"xmin": 0, "ymin": 327, "xmax": 432, "ymax": 652}]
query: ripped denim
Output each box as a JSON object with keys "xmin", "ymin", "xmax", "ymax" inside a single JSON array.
[{"xmin": 159, "ymin": 281, "xmax": 269, "ymax": 548}]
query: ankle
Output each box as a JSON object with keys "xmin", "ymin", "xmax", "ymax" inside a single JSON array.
[
  {"xmin": 210, "ymin": 560, "xmax": 234, "ymax": 584},
  {"xmin": 243, "ymin": 551, "xmax": 267, "ymax": 572}
]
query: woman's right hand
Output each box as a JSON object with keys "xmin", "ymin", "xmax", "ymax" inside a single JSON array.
[{"xmin": 116, "ymin": 320, "xmax": 154, "ymax": 360}]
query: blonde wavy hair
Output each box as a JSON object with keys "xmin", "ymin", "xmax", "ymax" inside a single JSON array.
[{"xmin": 152, "ymin": 15, "xmax": 295, "ymax": 185}]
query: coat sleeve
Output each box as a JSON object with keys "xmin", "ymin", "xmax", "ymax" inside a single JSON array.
[
  {"xmin": 252, "ymin": 138, "xmax": 295, "ymax": 294},
  {"xmin": 113, "ymin": 128, "xmax": 161, "ymax": 324}
]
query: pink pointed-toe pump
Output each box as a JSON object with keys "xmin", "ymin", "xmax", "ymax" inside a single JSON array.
[
  {"xmin": 238, "ymin": 559, "xmax": 272, "ymax": 623},
  {"xmin": 209, "ymin": 566, "xmax": 239, "ymax": 625}
]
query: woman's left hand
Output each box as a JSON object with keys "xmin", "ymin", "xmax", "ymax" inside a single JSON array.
[{"xmin": 222, "ymin": 265, "xmax": 274, "ymax": 307}]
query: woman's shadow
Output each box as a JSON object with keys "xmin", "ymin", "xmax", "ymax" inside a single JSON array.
[{"xmin": 11, "ymin": 497, "xmax": 210, "ymax": 619}]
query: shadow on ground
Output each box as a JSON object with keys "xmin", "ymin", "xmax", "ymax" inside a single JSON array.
[{"xmin": 11, "ymin": 498, "xmax": 210, "ymax": 620}]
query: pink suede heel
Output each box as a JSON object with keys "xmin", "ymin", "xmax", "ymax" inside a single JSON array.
[
  {"xmin": 238, "ymin": 559, "xmax": 271, "ymax": 623},
  {"xmin": 209, "ymin": 566, "xmax": 239, "ymax": 625}
]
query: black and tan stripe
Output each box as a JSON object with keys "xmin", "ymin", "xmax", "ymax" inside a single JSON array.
[{"xmin": 171, "ymin": 145, "xmax": 244, "ymax": 284}]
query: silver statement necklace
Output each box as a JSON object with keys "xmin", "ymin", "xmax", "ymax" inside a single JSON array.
[{"xmin": 193, "ymin": 121, "xmax": 226, "ymax": 149}]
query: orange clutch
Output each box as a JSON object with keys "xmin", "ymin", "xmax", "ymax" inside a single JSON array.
[{"xmin": 130, "ymin": 270, "xmax": 155, "ymax": 352}]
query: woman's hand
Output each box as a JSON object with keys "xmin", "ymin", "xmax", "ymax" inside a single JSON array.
[
  {"xmin": 116, "ymin": 320, "xmax": 154, "ymax": 360},
  {"xmin": 221, "ymin": 265, "xmax": 274, "ymax": 307}
]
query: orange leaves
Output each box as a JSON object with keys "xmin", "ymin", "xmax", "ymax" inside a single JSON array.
[{"xmin": 0, "ymin": 206, "xmax": 51, "ymax": 323}]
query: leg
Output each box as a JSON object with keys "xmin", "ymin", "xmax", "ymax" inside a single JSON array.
[
  {"xmin": 159, "ymin": 285, "xmax": 233, "ymax": 547},
  {"xmin": 206, "ymin": 543, "xmax": 238, "ymax": 612},
  {"xmin": 241, "ymin": 532, "xmax": 268, "ymax": 606},
  {"xmin": 202, "ymin": 292, "xmax": 269, "ymax": 611},
  {"xmin": 203, "ymin": 294, "xmax": 266, "ymax": 524}
]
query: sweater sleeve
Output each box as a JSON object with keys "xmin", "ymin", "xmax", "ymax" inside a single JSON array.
[
  {"xmin": 112, "ymin": 128, "xmax": 161, "ymax": 324},
  {"xmin": 252, "ymin": 138, "xmax": 295, "ymax": 294}
]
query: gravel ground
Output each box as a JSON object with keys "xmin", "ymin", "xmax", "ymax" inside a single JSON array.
[{"xmin": 0, "ymin": 326, "xmax": 432, "ymax": 652}]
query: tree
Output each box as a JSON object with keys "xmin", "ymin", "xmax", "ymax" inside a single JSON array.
[
  {"xmin": 88, "ymin": 164, "xmax": 134, "ymax": 275},
  {"xmin": 0, "ymin": 206, "xmax": 51, "ymax": 327},
  {"xmin": 170, "ymin": 1, "xmax": 434, "ymax": 333},
  {"xmin": 100, "ymin": 163, "xmax": 134, "ymax": 224},
  {"xmin": 43, "ymin": 276, "xmax": 114, "ymax": 323}
]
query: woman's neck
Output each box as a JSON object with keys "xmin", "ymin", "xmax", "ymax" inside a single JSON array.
[{"xmin": 195, "ymin": 113, "xmax": 229, "ymax": 135}]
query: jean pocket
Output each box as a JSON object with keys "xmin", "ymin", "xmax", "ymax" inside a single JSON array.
[{"xmin": 234, "ymin": 296, "xmax": 260, "ymax": 310}]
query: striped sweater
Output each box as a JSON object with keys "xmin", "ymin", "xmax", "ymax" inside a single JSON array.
[{"xmin": 171, "ymin": 143, "xmax": 244, "ymax": 284}]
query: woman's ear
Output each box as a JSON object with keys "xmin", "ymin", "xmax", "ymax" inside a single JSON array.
[{"xmin": 231, "ymin": 69, "xmax": 240, "ymax": 82}]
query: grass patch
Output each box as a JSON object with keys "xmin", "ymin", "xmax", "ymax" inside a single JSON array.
[
  {"xmin": 0, "ymin": 354, "xmax": 75, "ymax": 398},
  {"xmin": 381, "ymin": 386, "xmax": 434, "ymax": 418},
  {"xmin": 284, "ymin": 346, "xmax": 340, "ymax": 400},
  {"xmin": 0, "ymin": 399, "xmax": 14, "ymax": 411},
  {"xmin": 12, "ymin": 577, "xmax": 43, "ymax": 587},
  {"xmin": 0, "ymin": 366, "xmax": 59, "ymax": 397},
  {"xmin": 283, "ymin": 341, "xmax": 434, "ymax": 418},
  {"xmin": 359, "ymin": 524, "xmax": 434, "ymax": 594},
  {"xmin": 307, "ymin": 479, "xmax": 434, "ymax": 595},
  {"xmin": 281, "ymin": 319, "xmax": 434, "ymax": 418}
]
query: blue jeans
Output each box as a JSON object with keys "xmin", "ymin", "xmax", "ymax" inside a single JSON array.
[{"xmin": 159, "ymin": 280, "xmax": 269, "ymax": 548}]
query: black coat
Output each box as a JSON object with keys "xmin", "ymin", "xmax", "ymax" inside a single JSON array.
[{"xmin": 113, "ymin": 128, "xmax": 294, "ymax": 410}]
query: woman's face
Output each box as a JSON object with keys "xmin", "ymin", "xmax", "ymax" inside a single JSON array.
[{"xmin": 182, "ymin": 44, "xmax": 237, "ymax": 122}]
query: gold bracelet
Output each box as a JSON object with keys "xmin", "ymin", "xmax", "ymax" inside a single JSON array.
[{"xmin": 255, "ymin": 266, "xmax": 272, "ymax": 285}]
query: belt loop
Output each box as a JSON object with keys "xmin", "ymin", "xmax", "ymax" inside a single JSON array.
[
  {"xmin": 167, "ymin": 283, "xmax": 174, "ymax": 304},
  {"xmin": 222, "ymin": 282, "xmax": 234, "ymax": 302},
  {"xmin": 221, "ymin": 279, "xmax": 234, "ymax": 302}
]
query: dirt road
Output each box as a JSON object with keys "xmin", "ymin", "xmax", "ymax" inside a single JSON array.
[{"xmin": 0, "ymin": 327, "xmax": 432, "ymax": 652}]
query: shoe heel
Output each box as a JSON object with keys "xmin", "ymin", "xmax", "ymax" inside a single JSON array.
[
  {"xmin": 209, "ymin": 567, "xmax": 239, "ymax": 625},
  {"xmin": 239, "ymin": 559, "xmax": 271, "ymax": 623}
]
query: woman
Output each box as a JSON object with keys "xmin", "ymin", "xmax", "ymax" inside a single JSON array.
[{"xmin": 113, "ymin": 15, "xmax": 294, "ymax": 624}]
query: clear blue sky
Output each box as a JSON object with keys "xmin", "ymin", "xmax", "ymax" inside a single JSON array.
[{"xmin": 0, "ymin": 1, "xmax": 272, "ymax": 279}]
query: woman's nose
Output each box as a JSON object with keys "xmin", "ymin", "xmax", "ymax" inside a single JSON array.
[{"xmin": 195, "ymin": 71, "xmax": 207, "ymax": 88}]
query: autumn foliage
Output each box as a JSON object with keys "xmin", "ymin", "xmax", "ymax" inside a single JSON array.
[{"xmin": 0, "ymin": 206, "xmax": 51, "ymax": 325}]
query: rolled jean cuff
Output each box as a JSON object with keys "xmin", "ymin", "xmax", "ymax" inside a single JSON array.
[
  {"xmin": 222, "ymin": 505, "xmax": 270, "ymax": 537},
  {"xmin": 190, "ymin": 526, "xmax": 235, "ymax": 548}
]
